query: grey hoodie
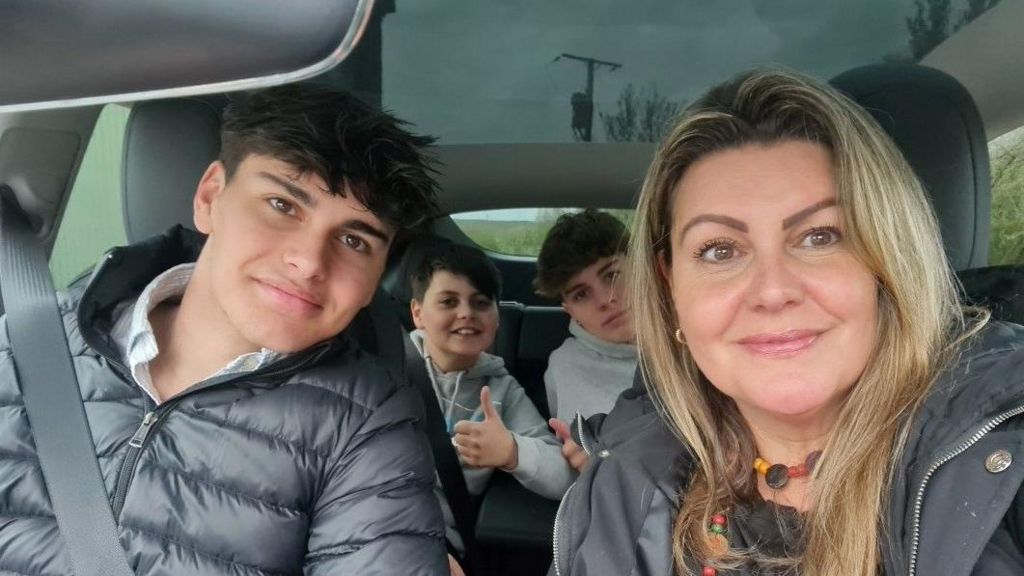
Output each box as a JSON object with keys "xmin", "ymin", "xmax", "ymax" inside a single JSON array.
[
  {"xmin": 545, "ymin": 320, "xmax": 638, "ymax": 422},
  {"xmin": 409, "ymin": 330, "xmax": 574, "ymax": 550}
]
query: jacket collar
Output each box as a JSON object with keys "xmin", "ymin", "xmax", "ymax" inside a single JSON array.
[
  {"xmin": 74, "ymin": 225, "xmax": 349, "ymax": 379},
  {"xmin": 77, "ymin": 226, "xmax": 206, "ymax": 363}
]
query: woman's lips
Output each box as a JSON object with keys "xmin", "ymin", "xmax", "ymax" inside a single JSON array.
[{"xmin": 738, "ymin": 330, "xmax": 821, "ymax": 358}]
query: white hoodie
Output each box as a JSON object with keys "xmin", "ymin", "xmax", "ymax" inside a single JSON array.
[{"xmin": 409, "ymin": 330, "xmax": 574, "ymax": 550}]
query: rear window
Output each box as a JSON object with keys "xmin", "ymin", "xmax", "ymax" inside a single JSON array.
[
  {"xmin": 989, "ymin": 124, "xmax": 1024, "ymax": 265},
  {"xmin": 453, "ymin": 208, "xmax": 633, "ymax": 257},
  {"xmin": 49, "ymin": 104, "xmax": 129, "ymax": 288}
]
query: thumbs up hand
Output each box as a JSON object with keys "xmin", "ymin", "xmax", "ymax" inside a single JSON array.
[
  {"xmin": 549, "ymin": 418, "xmax": 589, "ymax": 473},
  {"xmin": 452, "ymin": 386, "xmax": 518, "ymax": 470}
]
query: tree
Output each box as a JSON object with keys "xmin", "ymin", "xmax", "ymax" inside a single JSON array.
[
  {"xmin": 907, "ymin": 0, "xmax": 952, "ymax": 60},
  {"xmin": 600, "ymin": 83, "xmax": 681, "ymax": 143},
  {"xmin": 907, "ymin": 0, "xmax": 1002, "ymax": 60}
]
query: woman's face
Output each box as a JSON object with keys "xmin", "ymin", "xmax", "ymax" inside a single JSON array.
[{"xmin": 663, "ymin": 140, "xmax": 878, "ymax": 427}]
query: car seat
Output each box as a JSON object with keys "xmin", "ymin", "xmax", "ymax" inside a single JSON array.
[{"xmin": 831, "ymin": 64, "xmax": 1024, "ymax": 323}]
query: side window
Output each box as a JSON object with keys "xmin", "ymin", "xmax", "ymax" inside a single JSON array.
[
  {"xmin": 49, "ymin": 104, "xmax": 130, "ymax": 288},
  {"xmin": 452, "ymin": 208, "xmax": 634, "ymax": 257},
  {"xmin": 989, "ymin": 124, "xmax": 1024, "ymax": 266}
]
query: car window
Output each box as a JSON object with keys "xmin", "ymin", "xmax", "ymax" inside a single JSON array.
[
  {"xmin": 378, "ymin": 0, "xmax": 998, "ymax": 146},
  {"xmin": 453, "ymin": 208, "xmax": 633, "ymax": 256},
  {"xmin": 989, "ymin": 124, "xmax": 1024, "ymax": 266},
  {"xmin": 49, "ymin": 104, "xmax": 130, "ymax": 288}
]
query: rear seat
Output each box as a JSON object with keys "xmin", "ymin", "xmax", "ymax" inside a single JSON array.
[{"xmin": 512, "ymin": 306, "xmax": 570, "ymax": 419}]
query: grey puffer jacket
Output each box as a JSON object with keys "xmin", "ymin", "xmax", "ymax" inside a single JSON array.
[
  {"xmin": 552, "ymin": 322, "xmax": 1024, "ymax": 576},
  {"xmin": 0, "ymin": 227, "xmax": 447, "ymax": 575}
]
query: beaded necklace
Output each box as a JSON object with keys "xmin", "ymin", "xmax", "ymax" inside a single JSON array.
[{"xmin": 702, "ymin": 451, "xmax": 822, "ymax": 574}]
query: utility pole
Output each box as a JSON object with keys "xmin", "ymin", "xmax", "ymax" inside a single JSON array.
[{"xmin": 555, "ymin": 53, "xmax": 622, "ymax": 142}]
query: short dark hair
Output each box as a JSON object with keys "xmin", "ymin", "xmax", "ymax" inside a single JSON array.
[
  {"xmin": 534, "ymin": 209, "xmax": 629, "ymax": 299},
  {"xmin": 410, "ymin": 243, "xmax": 502, "ymax": 302},
  {"xmin": 219, "ymin": 82, "xmax": 439, "ymax": 239}
]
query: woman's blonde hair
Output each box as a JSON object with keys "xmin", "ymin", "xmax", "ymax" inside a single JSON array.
[{"xmin": 629, "ymin": 69, "xmax": 983, "ymax": 574}]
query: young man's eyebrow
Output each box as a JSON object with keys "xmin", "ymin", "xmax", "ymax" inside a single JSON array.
[
  {"xmin": 562, "ymin": 282, "xmax": 586, "ymax": 298},
  {"xmin": 259, "ymin": 172, "xmax": 317, "ymax": 208},
  {"xmin": 341, "ymin": 219, "xmax": 392, "ymax": 245},
  {"xmin": 781, "ymin": 198, "xmax": 837, "ymax": 229},
  {"xmin": 597, "ymin": 258, "xmax": 621, "ymax": 277}
]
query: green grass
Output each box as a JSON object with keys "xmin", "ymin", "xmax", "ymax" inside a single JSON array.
[
  {"xmin": 990, "ymin": 127, "xmax": 1024, "ymax": 265},
  {"xmin": 456, "ymin": 209, "xmax": 634, "ymax": 257}
]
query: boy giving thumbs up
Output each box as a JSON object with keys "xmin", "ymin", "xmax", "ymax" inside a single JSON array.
[{"xmin": 408, "ymin": 243, "xmax": 574, "ymax": 555}]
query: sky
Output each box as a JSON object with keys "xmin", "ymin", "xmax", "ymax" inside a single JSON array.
[{"xmin": 379, "ymin": 0, "xmax": 933, "ymax": 145}]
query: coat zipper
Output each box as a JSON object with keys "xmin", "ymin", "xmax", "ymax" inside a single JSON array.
[
  {"xmin": 907, "ymin": 403, "xmax": 1024, "ymax": 576},
  {"xmin": 108, "ymin": 342, "xmax": 332, "ymax": 519},
  {"xmin": 553, "ymin": 413, "xmax": 594, "ymax": 575},
  {"xmin": 574, "ymin": 412, "xmax": 593, "ymax": 456},
  {"xmin": 552, "ymin": 481, "xmax": 577, "ymax": 576},
  {"xmin": 111, "ymin": 398, "xmax": 182, "ymax": 518}
]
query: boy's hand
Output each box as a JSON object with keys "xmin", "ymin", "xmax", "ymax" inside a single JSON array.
[
  {"xmin": 452, "ymin": 386, "xmax": 518, "ymax": 470},
  {"xmin": 549, "ymin": 418, "xmax": 589, "ymax": 473},
  {"xmin": 448, "ymin": 553, "xmax": 465, "ymax": 576}
]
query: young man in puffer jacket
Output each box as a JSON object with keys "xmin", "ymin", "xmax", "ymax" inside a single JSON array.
[{"xmin": 0, "ymin": 84, "xmax": 449, "ymax": 574}]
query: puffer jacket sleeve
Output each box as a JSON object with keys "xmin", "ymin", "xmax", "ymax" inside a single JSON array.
[{"xmin": 303, "ymin": 377, "xmax": 448, "ymax": 575}]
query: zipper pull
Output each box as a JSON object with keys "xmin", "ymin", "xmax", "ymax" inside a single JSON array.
[{"xmin": 129, "ymin": 411, "xmax": 158, "ymax": 448}]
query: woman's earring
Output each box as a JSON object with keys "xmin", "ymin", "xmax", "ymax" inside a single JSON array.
[{"xmin": 674, "ymin": 328, "xmax": 686, "ymax": 345}]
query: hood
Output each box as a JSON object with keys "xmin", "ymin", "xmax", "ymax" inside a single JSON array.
[
  {"xmin": 409, "ymin": 329, "xmax": 510, "ymax": 431},
  {"xmin": 569, "ymin": 319, "xmax": 637, "ymax": 360},
  {"xmin": 408, "ymin": 329, "xmax": 507, "ymax": 379}
]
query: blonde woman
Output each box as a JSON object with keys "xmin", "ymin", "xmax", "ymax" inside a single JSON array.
[{"xmin": 551, "ymin": 69, "xmax": 1024, "ymax": 576}]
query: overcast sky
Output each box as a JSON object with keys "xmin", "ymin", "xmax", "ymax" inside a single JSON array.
[{"xmin": 379, "ymin": 0, "xmax": 941, "ymax": 144}]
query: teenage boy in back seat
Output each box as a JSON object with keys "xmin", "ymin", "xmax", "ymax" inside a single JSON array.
[
  {"xmin": 408, "ymin": 243, "xmax": 573, "ymax": 558},
  {"xmin": 534, "ymin": 209, "xmax": 638, "ymax": 472},
  {"xmin": 0, "ymin": 84, "xmax": 449, "ymax": 574}
]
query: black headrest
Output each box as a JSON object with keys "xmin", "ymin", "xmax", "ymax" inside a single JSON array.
[
  {"xmin": 122, "ymin": 98, "xmax": 222, "ymax": 243},
  {"xmin": 380, "ymin": 235, "xmax": 454, "ymax": 304},
  {"xmin": 830, "ymin": 64, "xmax": 990, "ymax": 271}
]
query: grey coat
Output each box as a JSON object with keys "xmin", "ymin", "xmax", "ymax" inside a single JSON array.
[
  {"xmin": 0, "ymin": 227, "xmax": 448, "ymax": 575},
  {"xmin": 551, "ymin": 322, "xmax": 1024, "ymax": 576}
]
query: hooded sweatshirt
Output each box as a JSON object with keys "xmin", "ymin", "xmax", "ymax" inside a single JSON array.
[
  {"xmin": 544, "ymin": 320, "xmax": 638, "ymax": 422},
  {"xmin": 409, "ymin": 330, "xmax": 574, "ymax": 550},
  {"xmin": 410, "ymin": 329, "xmax": 573, "ymax": 496}
]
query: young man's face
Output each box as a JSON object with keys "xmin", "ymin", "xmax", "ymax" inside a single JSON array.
[
  {"xmin": 192, "ymin": 154, "xmax": 393, "ymax": 353},
  {"xmin": 411, "ymin": 270, "xmax": 499, "ymax": 373},
  {"xmin": 560, "ymin": 254, "xmax": 635, "ymax": 344}
]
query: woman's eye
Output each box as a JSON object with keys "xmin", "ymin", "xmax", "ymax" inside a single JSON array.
[
  {"xmin": 572, "ymin": 289, "xmax": 589, "ymax": 302},
  {"xmin": 696, "ymin": 241, "xmax": 737, "ymax": 263},
  {"xmin": 472, "ymin": 297, "xmax": 493, "ymax": 310},
  {"xmin": 269, "ymin": 197, "xmax": 295, "ymax": 215},
  {"xmin": 800, "ymin": 227, "xmax": 841, "ymax": 248},
  {"xmin": 340, "ymin": 234, "xmax": 368, "ymax": 253},
  {"xmin": 603, "ymin": 269, "xmax": 620, "ymax": 283}
]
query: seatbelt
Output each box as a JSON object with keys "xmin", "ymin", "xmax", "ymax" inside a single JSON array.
[
  {"xmin": 403, "ymin": 337, "xmax": 480, "ymax": 573},
  {"xmin": 0, "ymin": 188, "xmax": 135, "ymax": 576}
]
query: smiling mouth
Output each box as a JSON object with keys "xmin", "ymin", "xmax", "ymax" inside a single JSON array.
[
  {"xmin": 738, "ymin": 330, "xmax": 821, "ymax": 358},
  {"xmin": 256, "ymin": 279, "xmax": 322, "ymax": 317},
  {"xmin": 451, "ymin": 328, "xmax": 481, "ymax": 336}
]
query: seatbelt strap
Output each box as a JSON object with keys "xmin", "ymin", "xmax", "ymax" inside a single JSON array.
[
  {"xmin": 0, "ymin": 188, "xmax": 135, "ymax": 576},
  {"xmin": 403, "ymin": 336, "xmax": 480, "ymax": 572}
]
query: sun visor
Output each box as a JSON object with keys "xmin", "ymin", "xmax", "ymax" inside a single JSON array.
[{"xmin": 0, "ymin": 0, "xmax": 373, "ymax": 112}]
